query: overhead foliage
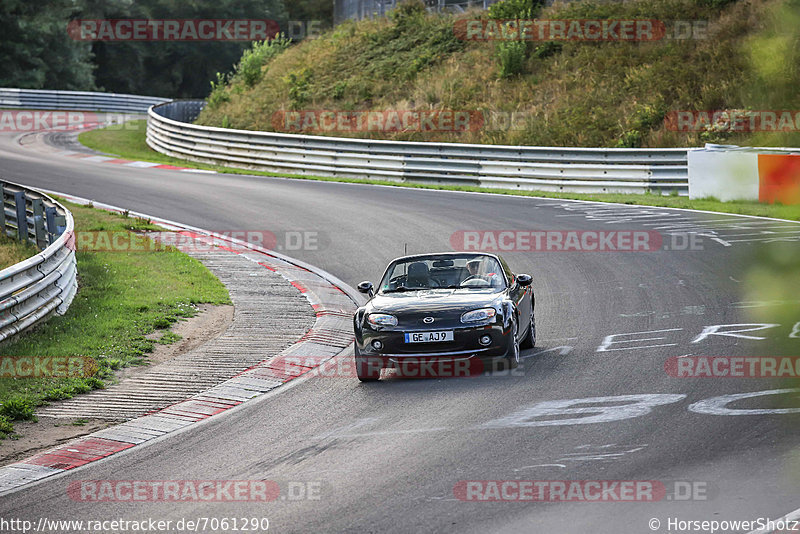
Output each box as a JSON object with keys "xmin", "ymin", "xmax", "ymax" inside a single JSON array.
[{"xmin": 0, "ymin": 0, "xmax": 334, "ymax": 97}]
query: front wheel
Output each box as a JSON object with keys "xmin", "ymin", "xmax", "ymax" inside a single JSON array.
[
  {"xmin": 503, "ymin": 320, "xmax": 520, "ymax": 369},
  {"xmin": 520, "ymin": 306, "xmax": 535, "ymax": 349},
  {"xmin": 355, "ymin": 344, "xmax": 381, "ymax": 381}
]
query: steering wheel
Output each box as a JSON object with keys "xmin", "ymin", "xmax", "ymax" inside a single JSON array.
[{"xmin": 409, "ymin": 278, "xmax": 440, "ymax": 288}]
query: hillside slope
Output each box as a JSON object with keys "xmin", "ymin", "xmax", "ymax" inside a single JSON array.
[{"xmin": 195, "ymin": 0, "xmax": 800, "ymax": 148}]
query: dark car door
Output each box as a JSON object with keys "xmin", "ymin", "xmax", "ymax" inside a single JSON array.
[{"xmin": 499, "ymin": 256, "xmax": 531, "ymax": 329}]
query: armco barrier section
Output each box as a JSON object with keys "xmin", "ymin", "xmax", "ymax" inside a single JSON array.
[
  {"xmin": 0, "ymin": 181, "xmax": 77, "ymax": 343},
  {"xmin": 147, "ymin": 100, "xmax": 689, "ymax": 194},
  {"xmin": 0, "ymin": 88, "xmax": 169, "ymax": 113}
]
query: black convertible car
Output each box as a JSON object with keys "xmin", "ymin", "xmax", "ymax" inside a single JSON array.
[{"xmin": 353, "ymin": 252, "xmax": 535, "ymax": 381}]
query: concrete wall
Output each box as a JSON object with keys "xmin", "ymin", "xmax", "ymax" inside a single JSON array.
[{"xmin": 688, "ymin": 145, "xmax": 800, "ymax": 204}]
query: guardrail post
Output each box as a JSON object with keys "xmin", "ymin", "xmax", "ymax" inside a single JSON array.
[
  {"xmin": 32, "ymin": 198, "xmax": 47, "ymax": 249},
  {"xmin": 0, "ymin": 185, "xmax": 6, "ymax": 238},
  {"xmin": 54, "ymin": 214, "xmax": 67, "ymax": 235},
  {"xmin": 45, "ymin": 206, "xmax": 58, "ymax": 243},
  {"xmin": 13, "ymin": 191, "xmax": 26, "ymax": 242}
]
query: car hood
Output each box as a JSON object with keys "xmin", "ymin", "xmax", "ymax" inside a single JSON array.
[{"xmin": 367, "ymin": 288, "xmax": 503, "ymax": 315}]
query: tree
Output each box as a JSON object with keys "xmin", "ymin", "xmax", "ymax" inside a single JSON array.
[
  {"xmin": 0, "ymin": 0, "xmax": 95, "ymax": 90},
  {"xmin": 83, "ymin": 0, "xmax": 288, "ymax": 98}
]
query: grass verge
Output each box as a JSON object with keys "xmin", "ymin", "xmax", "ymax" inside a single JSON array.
[
  {"xmin": 79, "ymin": 121, "xmax": 800, "ymax": 222},
  {"xmin": 0, "ymin": 234, "xmax": 40, "ymax": 271},
  {"xmin": 0, "ymin": 201, "xmax": 231, "ymax": 439}
]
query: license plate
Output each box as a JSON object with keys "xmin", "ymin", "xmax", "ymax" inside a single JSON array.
[{"xmin": 404, "ymin": 331, "xmax": 454, "ymax": 343}]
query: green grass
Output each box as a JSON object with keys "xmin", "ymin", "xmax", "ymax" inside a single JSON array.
[
  {"xmin": 0, "ymin": 233, "xmax": 40, "ymax": 271},
  {"xmin": 157, "ymin": 331, "xmax": 182, "ymax": 345},
  {"xmin": 0, "ymin": 202, "xmax": 230, "ymax": 438},
  {"xmin": 79, "ymin": 120, "xmax": 800, "ymax": 222},
  {"xmin": 79, "ymin": 121, "xmax": 220, "ymax": 169}
]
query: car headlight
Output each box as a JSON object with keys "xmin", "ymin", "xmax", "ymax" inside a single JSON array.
[
  {"xmin": 367, "ymin": 313, "xmax": 398, "ymax": 327},
  {"xmin": 461, "ymin": 308, "xmax": 497, "ymax": 323}
]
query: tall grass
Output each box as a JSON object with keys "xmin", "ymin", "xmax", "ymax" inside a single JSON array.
[{"xmin": 195, "ymin": 0, "xmax": 797, "ymax": 149}]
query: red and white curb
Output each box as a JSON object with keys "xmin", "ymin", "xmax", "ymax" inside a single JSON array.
[
  {"xmin": 0, "ymin": 191, "xmax": 360, "ymax": 496},
  {"xmin": 55, "ymin": 150, "xmax": 218, "ymax": 174},
  {"xmin": 14, "ymin": 115, "xmax": 217, "ymax": 175}
]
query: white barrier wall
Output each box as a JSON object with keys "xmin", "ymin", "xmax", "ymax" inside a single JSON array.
[
  {"xmin": 688, "ymin": 145, "xmax": 800, "ymax": 204},
  {"xmin": 688, "ymin": 147, "xmax": 760, "ymax": 201}
]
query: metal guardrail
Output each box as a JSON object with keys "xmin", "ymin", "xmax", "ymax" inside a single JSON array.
[
  {"xmin": 0, "ymin": 182, "xmax": 77, "ymax": 344},
  {"xmin": 147, "ymin": 100, "xmax": 689, "ymax": 194},
  {"xmin": 0, "ymin": 88, "xmax": 170, "ymax": 113}
]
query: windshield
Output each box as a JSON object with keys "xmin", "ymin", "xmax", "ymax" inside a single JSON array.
[{"xmin": 379, "ymin": 254, "xmax": 507, "ymax": 293}]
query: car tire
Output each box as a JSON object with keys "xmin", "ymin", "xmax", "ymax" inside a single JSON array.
[
  {"xmin": 520, "ymin": 303, "xmax": 535, "ymax": 349},
  {"xmin": 355, "ymin": 344, "xmax": 381, "ymax": 382},
  {"xmin": 503, "ymin": 320, "xmax": 520, "ymax": 369}
]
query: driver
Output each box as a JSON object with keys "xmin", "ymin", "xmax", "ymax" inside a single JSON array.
[
  {"xmin": 465, "ymin": 259, "xmax": 481, "ymax": 278},
  {"xmin": 463, "ymin": 259, "xmax": 501, "ymax": 286}
]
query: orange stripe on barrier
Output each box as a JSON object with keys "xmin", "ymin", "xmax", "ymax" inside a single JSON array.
[{"xmin": 758, "ymin": 154, "xmax": 800, "ymax": 204}]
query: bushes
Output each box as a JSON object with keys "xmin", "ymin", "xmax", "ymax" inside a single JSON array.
[
  {"xmin": 488, "ymin": 0, "xmax": 548, "ymax": 78},
  {"xmin": 0, "ymin": 415, "xmax": 13, "ymax": 437},
  {"xmin": 532, "ymin": 41, "xmax": 561, "ymax": 60},
  {"xmin": 0, "ymin": 398, "xmax": 35, "ymax": 421},
  {"xmin": 85, "ymin": 377, "xmax": 105, "ymax": 390},
  {"xmin": 488, "ymin": 0, "xmax": 545, "ymax": 20},
  {"xmin": 43, "ymin": 388, "xmax": 73, "ymax": 401},
  {"xmin": 616, "ymin": 104, "xmax": 666, "ymax": 148},
  {"xmin": 234, "ymin": 35, "xmax": 292, "ymax": 88},
  {"xmin": 497, "ymin": 40, "xmax": 527, "ymax": 78},
  {"xmin": 207, "ymin": 72, "xmax": 231, "ymax": 110},
  {"xmin": 207, "ymin": 35, "xmax": 292, "ymax": 110},
  {"xmin": 285, "ymin": 69, "xmax": 314, "ymax": 109},
  {"xmin": 390, "ymin": 0, "xmax": 427, "ymax": 28}
]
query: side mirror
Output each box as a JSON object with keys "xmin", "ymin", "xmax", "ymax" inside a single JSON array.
[
  {"xmin": 357, "ymin": 281, "xmax": 374, "ymax": 297},
  {"xmin": 516, "ymin": 274, "xmax": 532, "ymax": 287}
]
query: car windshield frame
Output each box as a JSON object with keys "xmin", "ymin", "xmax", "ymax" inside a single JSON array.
[{"xmin": 377, "ymin": 253, "xmax": 509, "ymax": 294}]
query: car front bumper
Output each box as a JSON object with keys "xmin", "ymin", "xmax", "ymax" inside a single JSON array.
[{"xmin": 356, "ymin": 322, "xmax": 513, "ymax": 361}]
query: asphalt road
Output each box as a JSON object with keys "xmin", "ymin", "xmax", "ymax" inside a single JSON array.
[{"xmin": 0, "ymin": 129, "xmax": 799, "ymax": 533}]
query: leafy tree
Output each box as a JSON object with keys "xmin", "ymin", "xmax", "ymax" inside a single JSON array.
[
  {"xmin": 0, "ymin": 0, "xmax": 95, "ymax": 90},
  {"xmin": 285, "ymin": 0, "xmax": 333, "ymax": 27},
  {"xmin": 83, "ymin": 0, "xmax": 289, "ymax": 98}
]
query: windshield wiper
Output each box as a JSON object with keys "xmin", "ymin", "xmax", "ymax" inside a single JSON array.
[
  {"xmin": 382, "ymin": 286, "xmax": 426, "ymax": 293},
  {"xmin": 446, "ymin": 284, "xmax": 497, "ymax": 290}
]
